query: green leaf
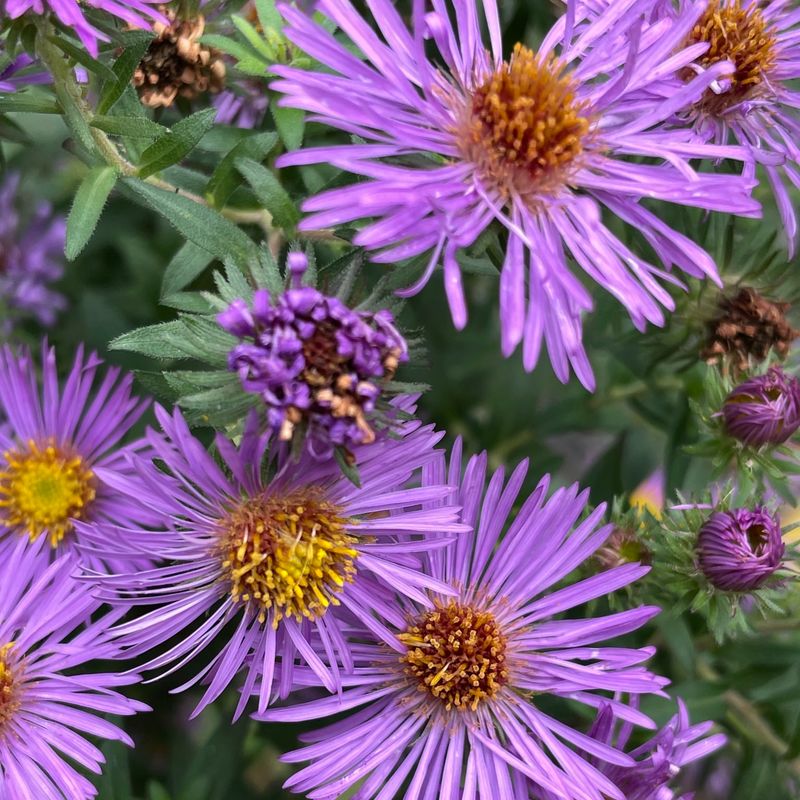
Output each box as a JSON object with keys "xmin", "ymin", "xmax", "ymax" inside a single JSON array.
[
  {"xmin": 271, "ymin": 102, "xmax": 305, "ymax": 150},
  {"xmin": 47, "ymin": 34, "xmax": 116, "ymax": 81},
  {"xmin": 161, "ymin": 241, "xmax": 215, "ymax": 298},
  {"xmin": 205, "ymin": 131, "xmax": 278, "ymax": 209},
  {"xmin": 200, "ymin": 33, "xmax": 262, "ymax": 65},
  {"xmin": 97, "ymin": 31, "xmax": 154, "ymax": 115},
  {"xmin": 232, "ymin": 15, "xmax": 275, "ymax": 60},
  {"xmin": 65, "ymin": 166, "xmax": 118, "ymax": 260},
  {"xmin": 110, "ymin": 320, "xmax": 195, "ymax": 360},
  {"xmin": 0, "ymin": 94, "xmax": 60, "ymax": 114},
  {"xmin": 122, "ymin": 179, "xmax": 259, "ymax": 266},
  {"xmin": 335, "ymin": 448, "xmax": 361, "ymax": 487},
  {"xmin": 254, "ymin": 0, "xmax": 282, "ymax": 31},
  {"xmin": 137, "ymin": 108, "xmax": 217, "ymax": 178},
  {"xmin": 236, "ymin": 156, "xmax": 299, "ymax": 230},
  {"xmin": 91, "ymin": 115, "xmax": 166, "ymax": 139}
]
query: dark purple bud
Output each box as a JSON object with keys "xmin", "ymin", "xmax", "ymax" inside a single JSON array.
[
  {"xmin": 696, "ymin": 507, "xmax": 784, "ymax": 592},
  {"xmin": 723, "ymin": 367, "xmax": 800, "ymax": 447}
]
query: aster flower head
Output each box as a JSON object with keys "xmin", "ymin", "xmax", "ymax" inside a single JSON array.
[
  {"xmin": 0, "ymin": 537, "xmax": 146, "ymax": 798},
  {"xmin": 540, "ymin": 700, "xmax": 726, "ymax": 800},
  {"xmin": 722, "ymin": 366, "xmax": 800, "ymax": 447},
  {"xmin": 697, "ymin": 505, "xmax": 785, "ymax": 591},
  {"xmin": 676, "ymin": 0, "xmax": 800, "ymax": 255},
  {"xmin": 86, "ymin": 401, "xmax": 465, "ymax": 719},
  {"xmin": 272, "ymin": 0, "xmax": 760, "ymax": 390},
  {"xmin": 0, "ymin": 342, "xmax": 153, "ymax": 566},
  {"xmin": 261, "ymin": 442, "xmax": 667, "ymax": 800},
  {"xmin": 218, "ymin": 252, "xmax": 408, "ymax": 460},
  {"xmin": 0, "ymin": 171, "xmax": 65, "ymax": 334}
]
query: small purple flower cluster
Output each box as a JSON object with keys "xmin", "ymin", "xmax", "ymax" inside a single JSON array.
[{"xmin": 218, "ymin": 253, "xmax": 407, "ymax": 458}]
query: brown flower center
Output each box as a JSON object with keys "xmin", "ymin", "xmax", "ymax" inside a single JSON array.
[
  {"xmin": 220, "ymin": 491, "xmax": 358, "ymax": 626},
  {"xmin": 459, "ymin": 44, "xmax": 590, "ymax": 201},
  {"xmin": 685, "ymin": 0, "xmax": 778, "ymax": 114},
  {"xmin": 399, "ymin": 602, "xmax": 509, "ymax": 712},
  {"xmin": 0, "ymin": 643, "xmax": 20, "ymax": 733}
]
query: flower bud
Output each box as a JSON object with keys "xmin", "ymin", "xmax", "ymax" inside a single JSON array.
[
  {"xmin": 722, "ymin": 367, "xmax": 800, "ymax": 447},
  {"xmin": 697, "ymin": 507, "xmax": 784, "ymax": 592}
]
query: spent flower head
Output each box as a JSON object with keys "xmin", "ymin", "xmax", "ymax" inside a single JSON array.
[{"xmin": 218, "ymin": 252, "xmax": 408, "ymax": 461}]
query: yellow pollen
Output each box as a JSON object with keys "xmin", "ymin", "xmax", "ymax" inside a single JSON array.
[
  {"xmin": 685, "ymin": 0, "xmax": 778, "ymax": 114},
  {"xmin": 0, "ymin": 643, "xmax": 20, "ymax": 732},
  {"xmin": 220, "ymin": 490, "xmax": 358, "ymax": 627},
  {"xmin": 0, "ymin": 439, "xmax": 96, "ymax": 548},
  {"xmin": 399, "ymin": 601, "xmax": 509, "ymax": 712},
  {"xmin": 459, "ymin": 43, "xmax": 591, "ymax": 202}
]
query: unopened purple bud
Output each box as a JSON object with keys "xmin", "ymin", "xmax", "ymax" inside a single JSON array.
[
  {"xmin": 217, "ymin": 299, "xmax": 255, "ymax": 338},
  {"xmin": 697, "ymin": 507, "xmax": 784, "ymax": 592},
  {"xmin": 722, "ymin": 367, "xmax": 800, "ymax": 447}
]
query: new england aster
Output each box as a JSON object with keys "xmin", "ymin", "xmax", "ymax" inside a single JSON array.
[
  {"xmin": 260, "ymin": 442, "xmax": 667, "ymax": 800},
  {"xmin": 0, "ymin": 536, "xmax": 146, "ymax": 798},
  {"xmin": 85, "ymin": 402, "xmax": 466, "ymax": 720},
  {"xmin": 3, "ymin": 0, "xmax": 167, "ymax": 57},
  {"xmin": 271, "ymin": 0, "xmax": 760, "ymax": 390},
  {"xmin": 0, "ymin": 343, "xmax": 152, "ymax": 566}
]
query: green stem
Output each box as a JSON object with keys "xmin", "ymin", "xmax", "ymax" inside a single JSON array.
[{"xmin": 35, "ymin": 21, "xmax": 337, "ymax": 244}]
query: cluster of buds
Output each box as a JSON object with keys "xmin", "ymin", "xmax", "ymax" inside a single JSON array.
[
  {"xmin": 133, "ymin": 7, "xmax": 226, "ymax": 108},
  {"xmin": 218, "ymin": 253, "xmax": 407, "ymax": 459}
]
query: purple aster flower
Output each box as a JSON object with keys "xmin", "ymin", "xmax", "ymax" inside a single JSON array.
[
  {"xmin": 0, "ymin": 53, "xmax": 50, "ymax": 92},
  {"xmin": 218, "ymin": 253, "xmax": 408, "ymax": 460},
  {"xmin": 696, "ymin": 506, "xmax": 785, "ymax": 591},
  {"xmin": 0, "ymin": 172, "xmax": 65, "ymax": 334},
  {"xmin": 85, "ymin": 402, "xmax": 466, "ymax": 719},
  {"xmin": 540, "ymin": 700, "xmax": 726, "ymax": 800},
  {"xmin": 260, "ymin": 441, "xmax": 667, "ymax": 800},
  {"xmin": 3, "ymin": 0, "xmax": 167, "ymax": 57},
  {"xmin": 0, "ymin": 536, "xmax": 147, "ymax": 799},
  {"xmin": 214, "ymin": 81, "xmax": 269, "ymax": 128},
  {"xmin": 676, "ymin": 0, "xmax": 800, "ymax": 255},
  {"xmin": 271, "ymin": 0, "xmax": 760, "ymax": 390},
  {"xmin": 0, "ymin": 342, "xmax": 153, "ymax": 567},
  {"xmin": 722, "ymin": 366, "xmax": 800, "ymax": 447}
]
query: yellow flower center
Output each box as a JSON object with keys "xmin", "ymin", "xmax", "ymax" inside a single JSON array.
[
  {"xmin": 0, "ymin": 643, "xmax": 20, "ymax": 732},
  {"xmin": 399, "ymin": 601, "xmax": 509, "ymax": 712},
  {"xmin": 459, "ymin": 43, "xmax": 591, "ymax": 202},
  {"xmin": 686, "ymin": 0, "xmax": 777, "ymax": 114},
  {"xmin": 0, "ymin": 440, "xmax": 96, "ymax": 548},
  {"xmin": 220, "ymin": 491, "xmax": 358, "ymax": 626}
]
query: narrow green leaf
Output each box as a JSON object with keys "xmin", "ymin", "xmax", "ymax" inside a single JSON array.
[
  {"xmin": 161, "ymin": 241, "xmax": 215, "ymax": 298},
  {"xmin": 47, "ymin": 35, "xmax": 116, "ymax": 81},
  {"xmin": 232, "ymin": 15, "xmax": 275, "ymax": 60},
  {"xmin": 97, "ymin": 31, "xmax": 154, "ymax": 115},
  {"xmin": 0, "ymin": 94, "xmax": 60, "ymax": 114},
  {"xmin": 122, "ymin": 179, "xmax": 259, "ymax": 266},
  {"xmin": 200, "ymin": 34, "xmax": 262, "ymax": 65},
  {"xmin": 271, "ymin": 102, "xmax": 305, "ymax": 150},
  {"xmin": 110, "ymin": 320, "xmax": 194, "ymax": 359},
  {"xmin": 255, "ymin": 0, "xmax": 282, "ymax": 31},
  {"xmin": 236, "ymin": 156, "xmax": 299, "ymax": 230},
  {"xmin": 205, "ymin": 131, "xmax": 278, "ymax": 208},
  {"xmin": 91, "ymin": 115, "xmax": 166, "ymax": 139},
  {"xmin": 65, "ymin": 166, "xmax": 118, "ymax": 260},
  {"xmin": 138, "ymin": 108, "xmax": 217, "ymax": 178}
]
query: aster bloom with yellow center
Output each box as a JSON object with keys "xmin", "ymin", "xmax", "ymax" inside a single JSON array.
[
  {"xmin": 676, "ymin": 0, "xmax": 800, "ymax": 255},
  {"xmin": 84, "ymin": 400, "xmax": 466, "ymax": 719},
  {"xmin": 260, "ymin": 442, "xmax": 668, "ymax": 800},
  {"xmin": 0, "ymin": 536, "xmax": 147, "ymax": 798},
  {"xmin": 0, "ymin": 343, "xmax": 153, "ymax": 567},
  {"xmin": 272, "ymin": 0, "xmax": 760, "ymax": 390}
]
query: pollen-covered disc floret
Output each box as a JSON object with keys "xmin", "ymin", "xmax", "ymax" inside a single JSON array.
[
  {"xmin": 400, "ymin": 601, "xmax": 509, "ymax": 712},
  {"xmin": 686, "ymin": 0, "xmax": 778, "ymax": 114},
  {"xmin": 221, "ymin": 491, "xmax": 358, "ymax": 626},
  {"xmin": 0, "ymin": 439, "xmax": 96, "ymax": 548},
  {"xmin": 461, "ymin": 44, "xmax": 591, "ymax": 201},
  {"xmin": 0, "ymin": 643, "xmax": 20, "ymax": 732}
]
